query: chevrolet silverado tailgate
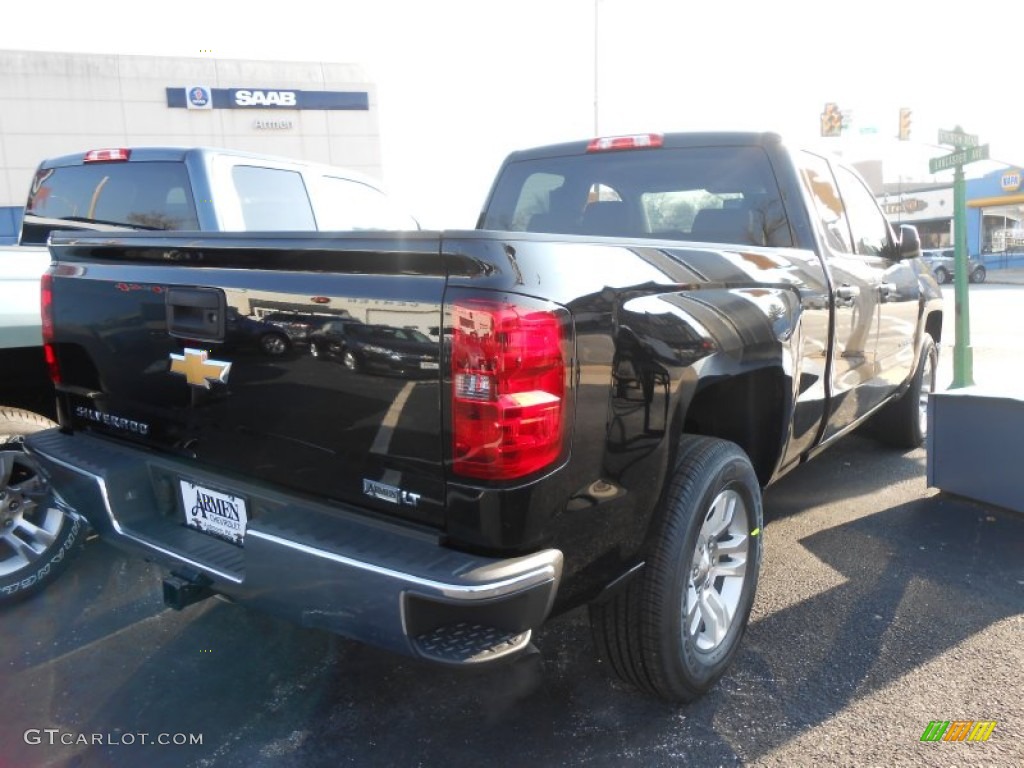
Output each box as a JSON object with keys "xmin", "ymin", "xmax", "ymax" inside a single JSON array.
[{"xmin": 46, "ymin": 232, "xmax": 447, "ymax": 528}]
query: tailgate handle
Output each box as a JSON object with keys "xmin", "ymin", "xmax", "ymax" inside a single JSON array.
[{"xmin": 166, "ymin": 287, "xmax": 226, "ymax": 342}]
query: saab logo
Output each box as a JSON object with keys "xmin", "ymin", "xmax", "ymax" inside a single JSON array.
[
  {"xmin": 169, "ymin": 348, "xmax": 232, "ymax": 389},
  {"xmin": 234, "ymin": 89, "xmax": 297, "ymax": 107},
  {"xmin": 1001, "ymin": 171, "xmax": 1021, "ymax": 192},
  {"xmin": 920, "ymin": 720, "xmax": 996, "ymax": 742},
  {"xmin": 186, "ymin": 85, "xmax": 212, "ymax": 110}
]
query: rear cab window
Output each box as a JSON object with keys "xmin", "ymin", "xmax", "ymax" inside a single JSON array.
[
  {"xmin": 482, "ymin": 145, "xmax": 792, "ymax": 247},
  {"xmin": 23, "ymin": 161, "xmax": 198, "ymax": 244}
]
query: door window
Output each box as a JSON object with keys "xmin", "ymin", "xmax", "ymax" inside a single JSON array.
[
  {"xmin": 316, "ymin": 176, "xmax": 418, "ymax": 231},
  {"xmin": 799, "ymin": 152, "xmax": 853, "ymax": 254},
  {"xmin": 231, "ymin": 166, "xmax": 316, "ymax": 230},
  {"xmin": 833, "ymin": 165, "xmax": 893, "ymax": 257}
]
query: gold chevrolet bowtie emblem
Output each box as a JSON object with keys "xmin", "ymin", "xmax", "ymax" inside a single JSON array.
[{"xmin": 169, "ymin": 348, "xmax": 232, "ymax": 389}]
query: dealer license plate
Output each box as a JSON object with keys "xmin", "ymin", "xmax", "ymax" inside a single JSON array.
[{"xmin": 180, "ymin": 480, "xmax": 248, "ymax": 546}]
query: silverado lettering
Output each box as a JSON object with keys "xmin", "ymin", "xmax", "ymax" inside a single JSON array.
[
  {"xmin": 27, "ymin": 132, "xmax": 942, "ymax": 703},
  {"xmin": 73, "ymin": 406, "xmax": 150, "ymax": 436}
]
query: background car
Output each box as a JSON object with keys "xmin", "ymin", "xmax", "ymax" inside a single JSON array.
[
  {"xmin": 309, "ymin": 321, "xmax": 439, "ymax": 376},
  {"xmin": 922, "ymin": 248, "xmax": 986, "ymax": 284},
  {"xmin": 256, "ymin": 312, "xmax": 338, "ymax": 352},
  {"xmin": 224, "ymin": 308, "xmax": 296, "ymax": 356}
]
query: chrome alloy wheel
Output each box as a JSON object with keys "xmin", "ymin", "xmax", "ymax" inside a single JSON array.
[
  {"xmin": 684, "ymin": 488, "xmax": 750, "ymax": 652},
  {"xmin": 0, "ymin": 450, "xmax": 64, "ymax": 578},
  {"xmin": 918, "ymin": 344, "xmax": 936, "ymax": 437}
]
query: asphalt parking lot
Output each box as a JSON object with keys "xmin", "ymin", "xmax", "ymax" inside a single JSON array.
[{"xmin": 2, "ymin": 283, "xmax": 1022, "ymax": 768}]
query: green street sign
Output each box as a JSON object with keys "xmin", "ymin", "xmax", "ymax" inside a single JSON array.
[
  {"xmin": 929, "ymin": 144, "xmax": 989, "ymax": 173},
  {"xmin": 938, "ymin": 129, "xmax": 979, "ymax": 148}
]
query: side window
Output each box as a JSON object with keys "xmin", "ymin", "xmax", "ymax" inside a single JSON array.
[
  {"xmin": 799, "ymin": 152, "xmax": 853, "ymax": 254},
  {"xmin": 231, "ymin": 166, "xmax": 316, "ymax": 231},
  {"xmin": 833, "ymin": 166, "xmax": 892, "ymax": 257},
  {"xmin": 316, "ymin": 176, "xmax": 417, "ymax": 231}
]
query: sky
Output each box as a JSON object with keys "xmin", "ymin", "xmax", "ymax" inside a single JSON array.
[{"xmin": 2, "ymin": 0, "xmax": 1022, "ymax": 227}]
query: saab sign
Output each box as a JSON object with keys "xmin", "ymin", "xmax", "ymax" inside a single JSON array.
[
  {"xmin": 234, "ymin": 89, "xmax": 296, "ymax": 107},
  {"xmin": 167, "ymin": 87, "xmax": 368, "ymax": 111}
]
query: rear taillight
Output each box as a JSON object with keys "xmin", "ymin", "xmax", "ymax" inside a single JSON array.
[
  {"xmin": 83, "ymin": 148, "xmax": 131, "ymax": 163},
  {"xmin": 40, "ymin": 271, "xmax": 61, "ymax": 384},
  {"xmin": 451, "ymin": 299, "xmax": 568, "ymax": 480}
]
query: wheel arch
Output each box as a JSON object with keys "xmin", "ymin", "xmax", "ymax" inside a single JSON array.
[
  {"xmin": 674, "ymin": 365, "xmax": 788, "ymax": 487},
  {"xmin": 924, "ymin": 308, "xmax": 943, "ymax": 346}
]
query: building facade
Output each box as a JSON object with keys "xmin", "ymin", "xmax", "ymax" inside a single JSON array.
[
  {"xmin": 877, "ymin": 184, "xmax": 954, "ymax": 249},
  {"xmin": 0, "ymin": 49, "xmax": 381, "ymax": 209},
  {"xmin": 967, "ymin": 166, "xmax": 1024, "ymax": 266},
  {"xmin": 878, "ymin": 168, "xmax": 1024, "ymax": 267}
]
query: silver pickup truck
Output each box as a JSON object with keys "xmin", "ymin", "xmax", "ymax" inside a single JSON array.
[{"xmin": 0, "ymin": 146, "xmax": 417, "ymax": 603}]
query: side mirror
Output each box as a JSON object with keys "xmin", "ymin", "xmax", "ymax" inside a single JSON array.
[{"xmin": 897, "ymin": 224, "xmax": 922, "ymax": 260}]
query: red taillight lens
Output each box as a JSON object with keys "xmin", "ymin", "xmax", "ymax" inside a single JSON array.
[
  {"xmin": 586, "ymin": 134, "xmax": 663, "ymax": 152},
  {"xmin": 40, "ymin": 271, "xmax": 61, "ymax": 384},
  {"xmin": 83, "ymin": 148, "xmax": 131, "ymax": 163},
  {"xmin": 451, "ymin": 299, "xmax": 567, "ymax": 480}
]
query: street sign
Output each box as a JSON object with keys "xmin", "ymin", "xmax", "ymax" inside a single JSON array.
[
  {"xmin": 929, "ymin": 144, "xmax": 989, "ymax": 173},
  {"xmin": 938, "ymin": 129, "xmax": 979, "ymax": 148}
]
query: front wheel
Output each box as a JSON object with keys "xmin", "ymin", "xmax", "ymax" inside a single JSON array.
[
  {"xmin": 872, "ymin": 333, "xmax": 937, "ymax": 449},
  {"xmin": 933, "ymin": 267, "xmax": 949, "ymax": 285},
  {"xmin": 970, "ymin": 265, "xmax": 986, "ymax": 284},
  {"xmin": 0, "ymin": 408, "xmax": 86, "ymax": 605},
  {"xmin": 590, "ymin": 436, "xmax": 762, "ymax": 702}
]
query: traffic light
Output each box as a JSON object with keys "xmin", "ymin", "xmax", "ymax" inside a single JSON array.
[
  {"xmin": 820, "ymin": 103, "xmax": 842, "ymax": 138},
  {"xmin": 898, "ymin": 108, "xmax": 912, "ymax": 141}
]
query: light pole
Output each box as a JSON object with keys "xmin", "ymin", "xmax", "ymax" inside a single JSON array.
[{"xmin": 593, "ymin": 0, "xmax": 600, "ymax": 134}]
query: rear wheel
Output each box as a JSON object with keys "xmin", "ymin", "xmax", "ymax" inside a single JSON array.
[
  {"xmin": 342, "ymin": 350, "xmax": 360, "ymax": 372},
  {"xmin": 872, "ymin": 333, "xmax": 937, "ymax": 449},
  {"xmin": 590, "ymin": 436, "xmax": 762, "ymax": 702},
  {"xmin": 0, "ymin": 408, "xmax": 85, "ymax": 605},
  {"xmin": 970, "ymin": 265, "xmax": 986, "ymax": 284},
  {"xmin": 933, "ymin": 267, "xmax": 949, "ymax": 284}
]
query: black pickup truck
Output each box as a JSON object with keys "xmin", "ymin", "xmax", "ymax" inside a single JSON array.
[{"xmin": 26, "ymin": 132, "xmax": 942, "ymax": 702}]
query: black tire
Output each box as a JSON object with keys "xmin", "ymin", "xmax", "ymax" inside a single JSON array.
[
  {"xmin": 259, "ymin": 333, "xmax": 290, "ymax": 356},
  {"xmin": 970, "ymin": 266, "xmax": 986, "ymax": 284},
  {"xmin": 0, "ymin": 407, "xmax": 86, "ymax": 605},
  {"xmin": 872, "ymin": 333, "xmax": 937, "ymax": 449},
  {"xmin": 342, "ymin": 350, "xmax": 360, "ymax": 372},
  {"xmin": 309, "ymin": 342, "xmax": 321, "ymax": 359},
  {"xmin": 589, "ymin": 436, "xmax": 763, "ymax": 702},
  {"xmin": 933, "ymin": 267, "xmax": 949, "ymax": 285}
]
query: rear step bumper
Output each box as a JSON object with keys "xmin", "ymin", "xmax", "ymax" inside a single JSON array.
[{"xmin": 25, "ymin": 429, "xmax": 563, "ymax": 665}]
